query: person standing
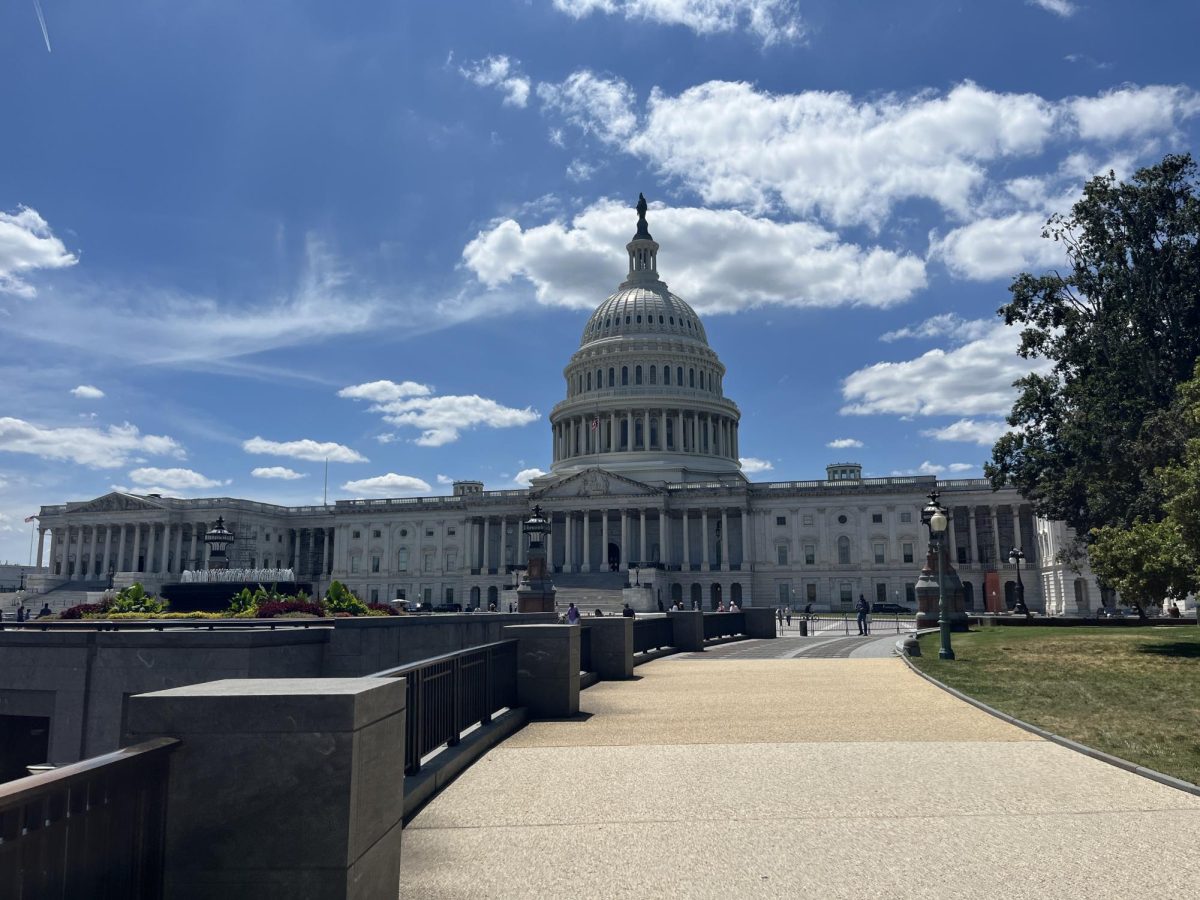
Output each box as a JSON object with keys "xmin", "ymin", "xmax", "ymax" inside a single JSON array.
[
  {"xmin": 776, "ymin": 607, "xmax": 784, "ymax": 627},
  {"xmin": 622, "ymin": 603, "xmax": 635, "ymax": 618},
  {"xmin": 785, "ymin": 608, "xmax": 792, "ymax": 627},
  {"xmin": 855, "ymin": 594, "xmax": 870, "ymax": 635},
  {"xmin": 566, "ymin": 602, "xmax": 580, "ymax": 624}
]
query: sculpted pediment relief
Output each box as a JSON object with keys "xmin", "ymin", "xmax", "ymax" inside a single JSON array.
[
  {"xmin": 533, "ymin": 468, "xmax": 659, "ymax": 500},
  {"xmin": 68, "ymin": 492, "xmax": 166, "ymax": 514}
]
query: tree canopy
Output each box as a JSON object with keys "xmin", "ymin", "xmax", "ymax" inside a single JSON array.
[{"xmin": 986, "ymin": 154, "xmax": 1200, "ymax": 538}]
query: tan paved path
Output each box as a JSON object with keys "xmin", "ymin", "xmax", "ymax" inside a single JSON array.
[{"xmin": 400, "ymin": 652, "xmax": 1200, "ymax": 899}]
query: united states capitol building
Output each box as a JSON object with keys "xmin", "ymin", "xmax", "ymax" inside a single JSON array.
[{"xmin": 33, "ymin": 200, "xmax": 1104, "ymax": 615}]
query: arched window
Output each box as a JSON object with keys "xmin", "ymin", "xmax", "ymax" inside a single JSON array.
[
  {"xmin": 397, "ymin": 548, "xmax": 408, "ymax": 571},
  {"xmin": 689, "ymin": 368, "xmax": 695, "ymax": 387},
  {"xmin": 635, "ymin": 365, "xmax": 642, "ymax": 384},
  {"xmin": 664, "ymin": 366, "xmax": 671, "ymax": 385},
  {"xmin": 596, "ymin": 369, "xmax": 603, "ymax": 389},
  {"xmin": 837, "ymin": 536, "xmax": 851, "ymax": 565},
  {"xmin": 677, "ymin": 366, "xmax": 683, "ymax": 385},
  {"xmin": 586, "ymin": 371, "xmax": 592, "ymax": 390},
  {"xmin": 649, "ymin": 366, "xmax": 657, "ymax": 385},
  {"xmin": 608, "ymin": 367, "xmax": 615, "ymax": 387},
  {"xmin": 699, "ymin": 371, "xmax": 705, "ymax": 390},
  {"xmin": 622, "ymin": 366, "xmax": 629, "ymax": 385}
]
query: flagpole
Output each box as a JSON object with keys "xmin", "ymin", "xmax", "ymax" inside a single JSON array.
[
  {"xmin": 28, "ymin": 520, "xmax": 36, "ymax": 566},
  {"xmin": 323, "ymin": 457, "xmax": 329, "ymax": 506}
]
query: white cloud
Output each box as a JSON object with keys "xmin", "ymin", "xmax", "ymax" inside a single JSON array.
[
  {"xmin": 459, "ymin": 55, "xmax": 531, "ymax": 108},
  {"xmin": 948, "ymin": 462, "xmax": 977, "ymax": 473},
  {"xmin": 551, "ymin": 0, "xmax": 806, "ymax": 46},
  {"xmin": 340, "ymin": 379, "xmax": 540, "ymax": 446},
  {"xmin": 463, "ymin": 199, "xmax": 926, "ymax": 313},
  {"xmin": 931, "ymin": 210, "xmax": 1070, "ymax": 280},
  {"xmin": 251, "ymin": 466, "xmax": 308, "ymax": 480},
  {"xmin": 341, "ymin": 473, "xmax": 432, "ymax": 497},
  {"xmin": 70, "ymin": 384, "xmax": 105, "ymax": 399},
  {"xmin": 565, "ymin": 159, "xmax": 597, "ymax": 181},
  {"xmin": 242, "ymin": 436, "xmax": 368, "ymax": 463},
  {"xmin": 880, "ymin": 314, "xmax": 995, "ymax": 344},
  {"xmin": 536, "ymin": 71, "xmax": 638, "ymax": 143},
  {"xmin": 825, "ymin": 438, "xmax": 863, "ymax": 449},
  {"xmin": 0, "ymin": 417, "xmax": 183, "ymax": 468},
  {"xmin": 738, "ymin": 457, "xmax": 774, "ymax": 473},
  {"xmin": 891, "ymin": 460, "xmax": 975, "ymax": 476},
  {"xmin": 1028, "ymin": 0, "xmax": 1076, "ymax": 16},
  {"xmin": 1071, "ymin": 85, "xmax": 1200, "ymax": 142},
  {"xmin": 921, "ymin": 418, "xmax": 1011, "ymax": 446},
  {"xmin": 128, "ymin": 467, "xmax": 227, "ymax": 491},
  {"xmin": 0, "ymin": 206, "xmax": 78, "ymax": 298},
  {"xmin": 841, "ymin": 323, "xmax": 1050, "ymax": 418},
  {"xmin": 513, "ymin": 467, "xmax": 546, "ymax": 487},
  {"xmin": 436, "ymin": 474, "xmax": 454, "ymax": 485}
]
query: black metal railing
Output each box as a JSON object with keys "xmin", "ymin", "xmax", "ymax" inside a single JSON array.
[
  {"xmin": 633, "ymin": 617, "xmax": 673, "ymax": 654},
  {"xmin": 703, "ymin": 611, "xmax": 746, "ymax": 640},
  {"xmin": 0, "ymin": 618, "xmax": 331, "ymax": 632},
  {"xmin": 779, "ymin": 614, "xmax": 917, "ymax": 636},
  {"xmin": 370, "ymin": 640, "xmax": 518, "ymax": 776},
  {"xmin": 0, "ymin": 737, "xmax": 178, "ymax": 899},
  {"xmin": 579, "ymin": 625, "xmax": 593, "ymax": 674}
]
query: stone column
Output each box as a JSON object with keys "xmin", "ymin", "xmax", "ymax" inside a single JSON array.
[
  {"xmin": 624, "ymin": 411, "xmax": 632, "ymax": 451},
  {"xmin": 990, "ymin": 505, "xmax": 1002, "ymax": 567},
  {"xmin": 608, "ymin": 413, "xmax": 616, "ymax": 452},
  {"xmin": 676, "ymin": 410, "xmax": 684, "ymax": 452},
  {"xmin": 321, "ymin": 528, "xmax": 330, "ymax": 578},
  {"xmin": 147, "ymin": 523, "xmax": 158, "ymax": 575},
  {"xmin": 87, "ymin": 526, "xmax": 99, "ymax": 579},
  {"xmin": 327, "ymin": 527, "xmax": 335, "ymax": 574},
  {"xmin": 701, "ymin": 510, "xmax": 710, "ymax": 570},
  {"xmin": 946, "ymin": 508, "xmax": 957, "ymax": 562},
  {"xmin": 116, "ymin": 525, "xmax": 127, "ymax": 573},
  {"xmin": 546, "ymin": 515, "xmax": 555, "ymax": 571},
  {"xmin": 189, "ymin": 527, "xmax": 198, "ymax": 572},
  {"xmin": 619, "ymin": 510, "xmax": 628, "ymax": 572},
  {"xmin": 968, "ymin": 507, "xmax": 978, "ymax": 566},
  {"xmin": 1012, "ymin": 505, "xmax": 1023, "ymax": 556},
  {"xmin": 499, "ymin": 516, "xmax": 508, "ymax": 573},
  {"xmin": 51, "ymin": 527, "xmax": 62, "ymax": 577},
  {"xmin": 173, "ymin": 524, "xmax": 183, "ymax": 575},
  {"xmin": 639, "ymin": 509, "xmax": 647, "ymax": 564},
  {"xmin": 36, "ymin": 527, "xmax": 46, "ymax": 568},
  {"xmin": 683, "ymin": 512, "xmax": 691, "ymax": 569},
  {"xmin": 721, "ymin": 509, "xmax": 730, "ymax": 572},
  {"xmin": 741, "ymin": 509, "xmax": 751, "ymax": 569},
  {"xmin": 642, "ymin": 410, "xmax": 649, "ymax": 450},
  {"xmin": 581, "ymin": 510, "xmax": 590, "ymax": 572},
  {"xmin": 483, "ymin": 518, "xmax": 491, "ymax": 571},
  {"xmin": 563, "ymin": 513, "xmax": 573, "ymax": 572},
  {"xmin": 131, "ymin": 524, "xmax": 143, "ymax": 574},
  {"xmin": 601, "ymin": 509, "xmax": 609, "ymax": 571}
]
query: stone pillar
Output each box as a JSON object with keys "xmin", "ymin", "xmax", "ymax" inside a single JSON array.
[
  {"xmin": 321, "ymin": 528, "xmax": 330, "ymax": 578},
  {"xmin": 683, "ymin": 512, "xmax": 691, "ymax": 569},
  {"xmin": 116, "ymin": 525, "xmax": 127, "ymax": 573},
  {"xmin": 608, "ymin": 413, "xmax": 616, "ymax": 452},
  {"xmin": 36, "ymin": 527, "xmax": 46, "ymax": 569},
  {"xmin": 946, "ymin": 508, "xmax": 957, "ymax": 563},
  {"xmin": 327, "ymin": 527, "xmax": 335, "ymax": 575},
  {"xmin": 499, "ymin": 516, "xmax": 508, "ymax": 573},
  {"xmin": 741, "ymin": 510, "xmax": 751, "ymax": 569},
  {"xmin": 639, "ymin": 509, "xmax": 647, "ymax": 564},
  {"xmin": 146, "ymin": 523, "xmax": 158, "ymax": 576},
  {"xmin": 743, "ymin": 607, "xmax": 777, "ymax": 638},
  {"xmin": 126, "ymin": 677, "xmax": 406, "ymax": 899},
  {"xmin": 624, "ymin": 411, "xmax": 632, "ymax": 451},
  {"xmin": 661, "ymin": 509, "xmax": 671, "ymax": 566},
  {"xmin": 581, "ymin": 510, "xmax": 590, "ymax": 572},
  {"xmin": 588, "ymin": 617, "xmax": 634, "ymax": 679},
  {"xmin": 189, "ymin": 527, "xmax": 198, "ymax": 572},
  {"xmin": 601, "ymin": 510, "xmax": 609, "ymax": 571},
  {"xmin": 483, "ymin": 518, "xmax": 491, "ymax": 571},
  {"xmin": 563, "ymin": 513, "xmax": 573, "ymax": 572},
  {"xmin": 990, "ymin": 505, "xmax": 1002, "ymax": 568},
  {"xmin": 173, "ymin": 524, "xmax": 183, "ymax": 575},
  {"xmin": 619, "ymin": 510, "xmax": 628, "ymax": 572},
  {"xmin": 1012, "ymin": 505, "xmax": 1023, "ymax": 556},
  {"xmin": 701, "ymin": 510, "xmax": 710, "ymax": 570},
  {"xmin": 968, "ymin": 507, "xmax": 978, "ymax": 566},
  {"xmin": 87, "ymin": 526, "xmax": 99, "ymax": 579},
  {"xmin": 676, "ymin": 410, "xmax": 684, "ymax": 452},
  {"xmin": 642, "ymin": 410, "xmax": 649, "ymax": 450},
  {"xmin": 131, "ymin": 524, "xmax": 143, "ymax": 574},
  {"xmin": 501, "ymin": 625, "xmax": 580, "ymax": 718},
  {"xmin": 721, "ymin": 509, "xmax": 730, "ymax": 572},
  {"xmin": 668, "ymin": 609, "xmax": 704, "ymax": 651}
]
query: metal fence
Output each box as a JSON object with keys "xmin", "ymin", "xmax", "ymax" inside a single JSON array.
[
  {"xmin": 703, "ymin": 611, "xmax": 746, "ymax": 640},
  {"xmin": 633, "ymin": 617, "xmax": 673, "ymax": 654},
  {"xmin": 579, "ymin": 625, "xmax": 593, "ymax": 674},
  {"xmin": 370, "ymin": 640, "xmax": 518, "ymax": 776},
  {"xmin": 778, "ymin": 614, "xmax": 917, "ymax": 636},
  {"xmin": 0, "ymin": 737, "xmax": 178, "ymax": 899}
]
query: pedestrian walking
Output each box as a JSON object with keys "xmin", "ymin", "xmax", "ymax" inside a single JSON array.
[
  {"xmin": 776, "ymin": 607, "xmax": 783, "ymax": 627},
  {"xmin": 566, "ymin": 602, "xmax": 580, "ymax": 624},
  {"xmin": 785, "ymin": 608, "xmax": 792, "ymax": 627},
  {"xmin": 855, "ymin": 594, "xmax": 869, "ymax": 635}
]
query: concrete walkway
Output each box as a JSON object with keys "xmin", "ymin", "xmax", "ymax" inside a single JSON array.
[{"xmin": 399, "ymin": 643, "xmax": 1200, "ymax": 898}]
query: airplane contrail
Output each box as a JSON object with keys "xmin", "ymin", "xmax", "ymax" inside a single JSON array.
[{"xmin": 33, "ymin": 0, "xmax": 52, "ymax": 53}]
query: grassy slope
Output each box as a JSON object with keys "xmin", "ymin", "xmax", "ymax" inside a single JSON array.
[{"xmin": 912, "ymin": 626, "xmax": 1200, "ymax": 786}]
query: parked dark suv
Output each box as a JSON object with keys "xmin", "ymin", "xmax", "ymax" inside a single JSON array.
[{"xmin": 871, "ymin": 602, "xmax": 912, "ymax": 614}]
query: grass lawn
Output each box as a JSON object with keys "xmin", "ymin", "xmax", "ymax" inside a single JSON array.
[{"xmin": 912, "ymin": 626, "xmax": 1200, "ymax": 786}]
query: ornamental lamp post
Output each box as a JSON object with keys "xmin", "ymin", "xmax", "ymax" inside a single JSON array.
[
  {"xmin": 1008, "ymin": 547, "xmax": 1028, "ymax": 618},
  {"xmin": 922, "ymin": 491, "xmax": 955, "ymax": 660},
  {"xmin": 516, "ymin": 505, "xmax": 556, "ymax": 613},
  {"xmin": 203, "ymin": 516, "xmax": 235, "ymax": 571}
]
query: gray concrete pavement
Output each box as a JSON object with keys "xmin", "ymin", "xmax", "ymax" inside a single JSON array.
[{"xmin": 399, "ymin": 651, "xmax": 1200, "ymax": 898}]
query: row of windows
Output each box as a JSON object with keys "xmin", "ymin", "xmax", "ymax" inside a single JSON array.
[
  {"xmin": 349, "ymin": 549, "xmax": 458, "ymax": 574},
  {"xmin": 569, "ymin": 364, "xmax": 721, "ymax": 396},
  {"xmin": 776, "ymin": 582, "xmax": 919, "ymax": 606},
  {"xmin": 349, "ymin": 526, "xmax": 455, "ymax": 540},
  {"xmin": 775, "ymin": 539, "xmax": 916, "ymax": 566},
  {"xmin": 586, "ymin": 311, "xmax": 700, "ymax": 335},
  {"xmin": 774, "ymin": 512, "xmax": 913, "ymax": 527}
]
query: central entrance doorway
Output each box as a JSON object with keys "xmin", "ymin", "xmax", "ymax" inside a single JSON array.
[{"xmin": 607, "ymin": 542, "xmax": 620, "ymax": 572}]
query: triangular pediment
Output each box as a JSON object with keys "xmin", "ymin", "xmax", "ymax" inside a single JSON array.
[
  {"xmin": 67, "ymin": 492, "xmax": 168, "ymax": 514},
  {"xmin": 532, "ymin": 468, "xmax": 662, "ymax": 500}
]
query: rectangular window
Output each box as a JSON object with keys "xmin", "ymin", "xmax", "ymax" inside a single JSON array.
[
  {"xmin": 395, "ymin": 588, "xmax": 406, "ymax": 600},
  {"xmin": 775, "ymin": 516, "xmax": 787, "ymax": 526},
  {"xmin": 426, "ymin": 529, "xmax": 435, "ymax": 537},
  {"xmin": 839, "ymin": 583, "xmax": 853, "ymax": 606},
  {"xmin": 446, "ymin": 587, "xmax": 455, "ymax": 603},
  {"xmin": 352, "ymin": 530, "xmax": 361, "ymax": 539},
  {"xmin": 445, "ymin": 551, "xmax": 457, "ymax": 570},
  {"xmin": 804, "ymin": 544, "xmax": 815, "ymax": 565},
  {"xmin": 902, "ymin": 542, "xmax": 914, "ymax": 564},
  {"xmin": 447, "ymin": 527, "xmax": 456, "ymax": 536},
  {"xmin": 777, "ymin": 545, "xmax": 788, "ymax": 565},
  {"xmin": 806, "ymin": 583, "xmax": 817, "ymax": 603},
  {"xmin": 873, "ymin": 542, "xmax": 885, "ymax": 564},
  {"xmin": 371, "ymin": 555, "xmax": 380, "ymax": 573},
  {"xmin": 423, "ymin": 587, "xmax": 432, "ymax": 603},
  {"xmin": 350, "ymin": 556, "xmax": 360, "ymax": 573},
  {"xmin": 802, "ymin": 515, "xmax": 813, "ymax": 526},
  {"xmin": 777, "ymin": 583, "xmax": 791, "ymax": 605},
  {"xmin": 397, "ymin": 548, "xmax": 408, "ymax": 572},
  {"xmin": 957, "ymin": 547, "xmax": 968, "ymax": 565},
  {"xmin": 876, "ymin": 583, "xmax": 887, "ymax": 603},
  {"xmin": 372, "ymin": 529, "xmax": 381, "ymax": 539},
  {"xmin": 370, "ymin": 588, "xmax": 379, "ymax": 603},
  {"xmin": 900, "ymin": 511, "xmax": 912, "ymax": 523},
  {"xmin": 423, "ymin": 552, "xmax": 434, "ymax": 572},
  {"xmin": 905, "ymin": 583, "xmax": 916, "ymax": 605},
  {"xmin": 872, "ymin": 513, "xmax": 883, "ymax": 524}
]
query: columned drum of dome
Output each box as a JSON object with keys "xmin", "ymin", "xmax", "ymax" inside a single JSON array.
[{"xmin": 548, "ymin": 196, "xmax": 743, "ymax": 485}]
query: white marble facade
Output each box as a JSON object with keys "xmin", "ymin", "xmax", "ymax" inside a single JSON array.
[{"xmin": 33, "ymin": 202, "xmax": 1104, "ymax": 612}]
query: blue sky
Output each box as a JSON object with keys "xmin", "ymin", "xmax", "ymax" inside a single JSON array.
[{"xmin": 2, "ymin": 0, "xmax": 1199, "ymax": 563}]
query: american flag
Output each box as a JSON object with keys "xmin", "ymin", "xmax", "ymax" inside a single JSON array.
[
  {"xmin": 24, "ymin": 515, "xmax": 37, "ymax": 523},
  {"xmin": 591, "ymin": 417, "xmax": 599, "ymax": 430}
]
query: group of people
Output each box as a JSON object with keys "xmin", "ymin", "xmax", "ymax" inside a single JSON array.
[
  {"xmin": 563, "ymin": 602, "xmax": 637, "ymax": 623},
  {"xmin": 11, "ymin": 603, "xmax": 52, "ymax": 622}
]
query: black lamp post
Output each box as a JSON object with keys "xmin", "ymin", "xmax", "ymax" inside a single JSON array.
[
  {"xmin": 921, "ymin": 490, "xmax": 955, "ymax": 660},
  {"xmin": 633, "ymin": 566, "xmax": 640, "ymax": 587},
  {"xmin": 1008, "ymin": 547, "xmax": 1028, "ymax": 617},
  {"xmin": 203, "ymin": 517, "xmax": 235, "ymax": 571}
]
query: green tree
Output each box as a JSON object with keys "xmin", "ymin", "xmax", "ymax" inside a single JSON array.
[
  {"xmin": 324, "ymin": 580, "xmax": 368, "ymax": 616},
  {"xmin": 987, "ymin": 154, "xmax": 1200, "ymax": 538},
  {"xmin": 1087, "ymin": 519, "xmax": 1198, "ymax": 617}
]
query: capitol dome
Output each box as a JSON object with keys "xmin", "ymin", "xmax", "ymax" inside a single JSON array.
[{"xmin": 548, "ymin": 195, "xmax": 742, "ymax": 484}]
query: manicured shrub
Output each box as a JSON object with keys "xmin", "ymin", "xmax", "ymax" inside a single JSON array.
[
  {"xmin": 61, "ymin": 603, "xmax": 105, "ymax": 620},
  {"xmin": 105, "ymin": 583, "xmax": 168, "ymax": 615},
  {"xmin": 255, "ymin": 600, "xmax": 325, "ymax": 619},
  {"xmin": 366, "ymin": 603, "xmax": 400, "ymax": 616}
]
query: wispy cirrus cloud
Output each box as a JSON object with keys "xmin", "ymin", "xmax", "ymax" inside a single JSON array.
[{"xmin": 550, "ymin": 0, "xmax": 806, "ymax": 47}]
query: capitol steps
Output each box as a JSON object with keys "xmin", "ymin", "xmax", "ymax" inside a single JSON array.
[{"xmin": 551, "ymin": 587, "xmax": 628, "ymax": 616}]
